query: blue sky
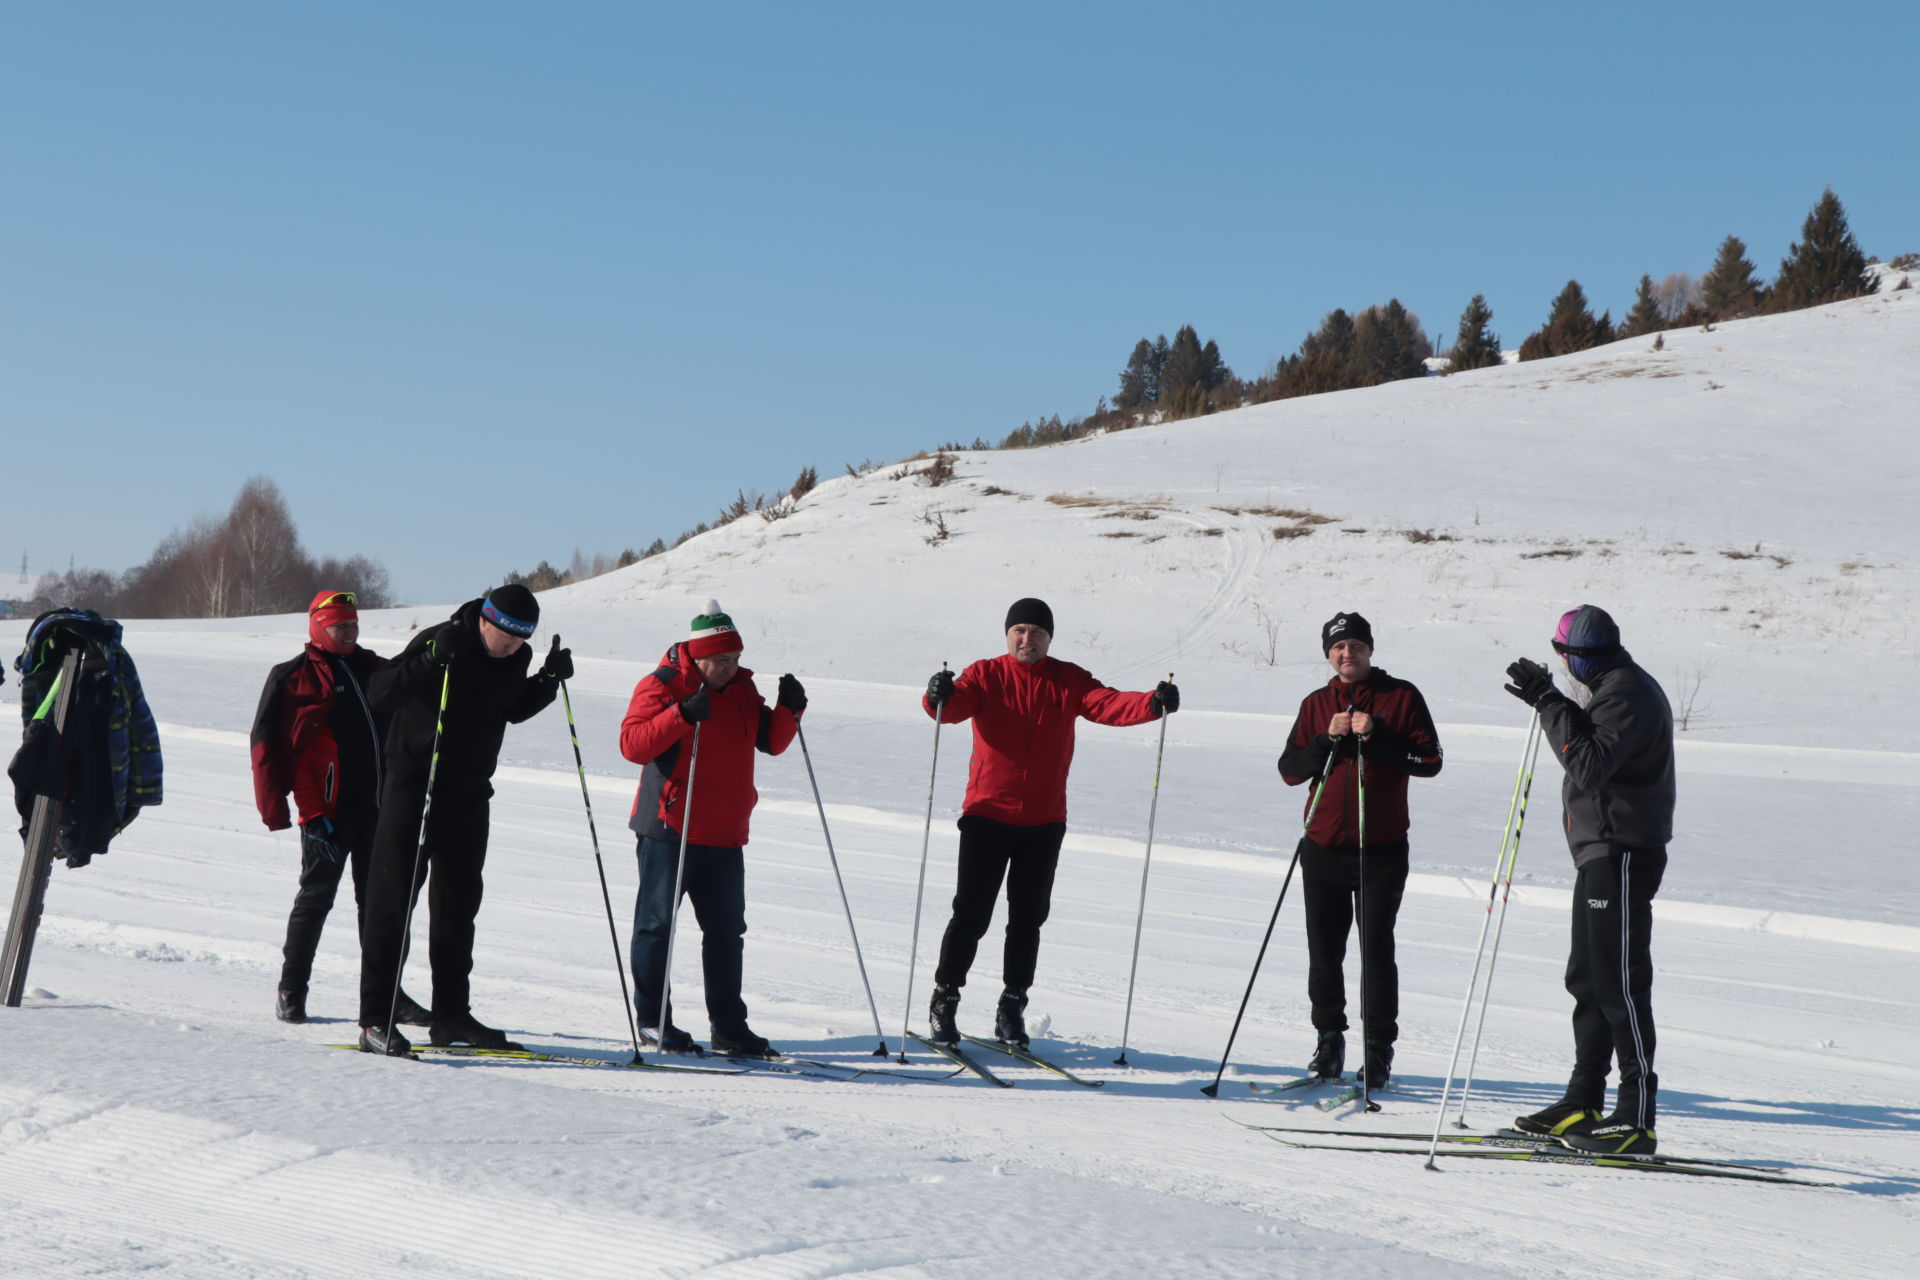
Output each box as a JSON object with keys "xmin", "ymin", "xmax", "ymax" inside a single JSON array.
[{"xmin": 5, "ymin": 1, "xmax": 1912, "ymax": 604}]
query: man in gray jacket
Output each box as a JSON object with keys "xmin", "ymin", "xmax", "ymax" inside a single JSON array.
[{"xmin": 1503, "ymin": 604, "xmax": 1674, "ymax": 1155}]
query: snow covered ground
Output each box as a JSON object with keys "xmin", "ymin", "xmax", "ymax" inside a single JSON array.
[{"xmin": 4, "ymin": 281, "xmax": 1918, "ymax": 1277}]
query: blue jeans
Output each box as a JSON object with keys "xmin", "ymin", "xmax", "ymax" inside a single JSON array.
[{"xmin": 630, "ymin": 833, "xmax": 749, "ymax": 1034}]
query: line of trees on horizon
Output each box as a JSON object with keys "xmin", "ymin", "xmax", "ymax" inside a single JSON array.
[
  {"xmin": 972, "ymin": 186, "xmax": 1892, "ymax": 453},
  {"xmin": 24, "ymin": 478, "xmax": 393, "ymax": 621}
]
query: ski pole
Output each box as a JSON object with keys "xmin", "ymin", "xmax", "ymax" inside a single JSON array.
[
  {"xmin": 898, "ymin": 663, "xmax": 947, "ymax": 1063},
  {"xmin": 794, "ymin": 715, "xmax": 890, "ymax": 1057},
  {"xmin": 1201, "ymin": 743, "xmax": 1337, "ymax": 1097},
  {"xmin": 1115, "ymin": 672, "xmax": 1174, "ymax": 1066},
  {"xmin": 1355, "ymin": 725, "xmax": 1379, "ymax": 1113},
  {"xmin": 556, "ymin": 643, "xmax": 644, "ymax": 1065},
  {"xmin": 386, "ymin": 663, "xmax": 450, "ymax": 1037},
  {"xmin": 1424, "ymin": 709, "xmax": 1542, "ymax": 1169},
  {"xmin": 1454, "ymin": 717, "xmax": 1545, "ymax": 1126},
  {"xmin": 655, "ymin": 718, "xmax": 702, "ymax": 1052}
]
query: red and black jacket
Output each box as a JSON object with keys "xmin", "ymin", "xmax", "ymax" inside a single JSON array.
[
  {"xmin": 925, "ymin": 653, "xmax": 1159, "ymax": 827},
  {"xmin": 250, "ymin": 645, "xmax": 387, "ymax": 831},
  {"xmin": 1277, "ymin": 668, "xmax": 1443, "ymax": 848},
  {"xmin": 621, "ymin": 643, "xmax": 798, "ymax": 849}
]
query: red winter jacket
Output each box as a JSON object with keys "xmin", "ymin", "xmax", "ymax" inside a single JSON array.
[
  {"xmin": 249, "ymin": 645, "xmax": 387, "ymax": 831},
  {"xmin": 620, "ymin": 644, "xmax": 798, "ymax": 848},
  {"xmin": 925, "ymin": 653, "xmax": 1159, "ymax": 826},
  {"xmin": 1277, "ymin": 668, "xmax": 1443, "ymax": 848}
]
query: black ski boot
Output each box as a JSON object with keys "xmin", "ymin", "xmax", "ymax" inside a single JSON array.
[
  {"xmin": 1513, "ymin": 1097, "xmax": 1600, "ymax": 1138},
  {"xmin": 710, "ymin": 1026, "xmax": 778, "ymax": 1060},
  {"xmin": 359, "ymin": 1024, "xmax": 413, "ymax": 1056},
  {"xmin": 1363, "ymin": 1041, "xmax": 1393, "ymax": 1091},
  {"xmin": 1307, "ymin": 1030, "xmax": 1345, "ymax": 1080},
  {"xmin": 429, "ymin": 1011, "xmax": 524, "ymax": 1052},
  {"xmin": 639, "ymin": 1023, "xmax": 700, "ymax": 1054},
  {"xmin": 275, "ymin": 987, "xmax": 307, "ymax": 1024},
  {"xmin": 1560, "ymin": 1113, "xmax": 1658, "ymax": 1155},
  {"xmin": 929, "ymin": 984, "xmax": 961, "ymax": 1044},
  {"xmin": 392, "ymin": 989, "xmax": 432, "ymax": 1026},
  {"xmin": 994, "ymin": 989, "xmax": 1030, "ymax": 1049}
]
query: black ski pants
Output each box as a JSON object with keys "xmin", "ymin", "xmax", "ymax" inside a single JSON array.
[
  {"xmin": 1564, "ymin": 846, "xmax": 1665, "ymax": 1127},
  {"xmin": 1300, "ymin": 838, "xmax": 1409, "ymax": 1046},
  {"xmin": 279, "ymin": 814, "xmax": 375, "ymax": 994},
  {"xmin": 358, "ymin": 773, "xmax": 491, "ymax": 1026},
  {"xmin": 629, "ymin": 833, "xmax": 750, "ymax": 1035},
  {"xmin": 934, "ymin": 814, "xmax": 1067, "ymax": 994}
]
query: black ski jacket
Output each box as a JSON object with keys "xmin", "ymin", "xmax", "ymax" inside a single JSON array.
[
  {"xmin": 370, "ymin": 598, "xmax": 557, "ymax": 797},
  {"xmin": 1538, "ymin": 654, "xmax": 1675, "ymax": 867}
]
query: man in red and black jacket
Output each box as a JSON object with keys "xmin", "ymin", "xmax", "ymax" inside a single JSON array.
[
  {"xmin": 620, "ymin": 600, "xmax": 803, "ymax": 1060},
  {"xmin": 921, "ymin": 598, "xmax": 1177, "ymax": 1047},
  {"xmin": 1277, "ymin": 611, "xmax": 1443, "ymax": 1089},
  {"xmin": 250, "ymin": 590, "xmax": 415, "ymax": 1025}
]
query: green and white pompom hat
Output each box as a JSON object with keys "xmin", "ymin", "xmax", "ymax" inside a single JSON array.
[{"xmin": 687, "ymin": 599, "xmax": 744, "ymax": 659}]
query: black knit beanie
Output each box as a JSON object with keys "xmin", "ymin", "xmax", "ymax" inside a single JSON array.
[
  {"xmin": 1005, "ymin": 597, "xmax": 1054, "ymax": 636},
  {"xmin": 1321, "ymin": 611, "xmax": 1373, "ymax": 654}
]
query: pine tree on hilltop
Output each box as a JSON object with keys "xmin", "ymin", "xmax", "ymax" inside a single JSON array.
[
  {"xmin": 1699, "ymin": 235, "xmax": 1763, "ymax": 320},
  {"xmin": 1160, "ymin": 325, "xmax": 1214, "ymax": 418},
  {"xmin": 1621, "ymin": 274, "xmax": 1664, "ymax": 339},
  {"xmin": 1518, "ymin": 280, "xmax": 1604, "ymax": 361},
  {"xmin": 1771, "ymin": 188, "xmax": 1877, "ymax": 312},
  {"xmin": 1275, "ymin": 308, "xmax": 1358, "ymax": 397},
  {"xmin": 1116, "ymin": 338, "xmax": 1158, "ymax": 410},
  {"xmin": 1350, "ymin": 299, "xmax": 1430, "ymax": 385},
  {"xmin": 1448, "ymin": 294, "xmax": 1502, "ymax": 372}
]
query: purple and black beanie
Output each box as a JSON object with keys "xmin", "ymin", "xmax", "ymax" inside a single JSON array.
[{"xmin": 1553, "ymin": 604, "xmax": 1621, "ymax": 683}]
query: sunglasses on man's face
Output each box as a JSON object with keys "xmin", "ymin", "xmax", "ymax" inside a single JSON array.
[{"xmin": 313, "ymin": 592, "xmax": 357, "ymax": 611}]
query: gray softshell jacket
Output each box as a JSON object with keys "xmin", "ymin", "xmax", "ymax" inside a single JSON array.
[{"xmin": 1538, "ymin": 657, "xmax": 1675, "ymax": 867}]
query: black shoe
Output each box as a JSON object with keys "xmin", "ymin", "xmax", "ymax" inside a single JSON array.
[
  {"xmin": 1307, "ymin": 1030, "xmax": 1345, "ymax": 1080},
  {"xmin": 1513, "ymin": 1098, "xmax": 1600, "ymax": 1138},
  {"xmin": 1560, "ymin": 1114, "xmax": 1658, "ymax": 1155},
  {"xmin": 1363, "ymin": 1042, "xmax": 1393, "ymax": 1091},
  {"xmin": 710, "ymin": 1026, "xmax": 777, "ymax": 1060},
  {"xmin": 275, "ymin": 988, "xmax": 307, "ymax": 1024},
  {"xmin": 994, "ymin": 989, "xmax": 1030, "ymax": 1048},
  {"xmin": 639, "ymin": 1023, "xmax": 701, "ymax": 1054},
  {"xmin": 359, "ymin": 1024, "xmax": 413, "ymax": 1056},
  {"xmin": 392, "ymin": 990, "xmax": 432, "ymax": 1026},
  {"xmin": 428, "ymin": 1012, "xmax": 524, "ymax": 1052},
  {"xmin": 929, "ymin": 984, "xmax": 961, "ymax": 1044}
]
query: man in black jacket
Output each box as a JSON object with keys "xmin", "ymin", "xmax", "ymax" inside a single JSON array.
[
  {"xmin": 356, "ymin": 584, "xmax": 571, "ymax": 1056},
  {"xmin": 1504, "ymin": 604, "xmax": 1674, "ymax": 1155}
]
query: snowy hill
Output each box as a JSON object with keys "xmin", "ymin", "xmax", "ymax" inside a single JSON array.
[{"xmin": 3, "ymin": 284, "xmax": 1917, "ymax": 1277}]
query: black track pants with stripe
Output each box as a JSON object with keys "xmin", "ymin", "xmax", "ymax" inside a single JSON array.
[{"xmin": 1565, "ymin": 846, "xmax": 1666, "ymax": 1126}]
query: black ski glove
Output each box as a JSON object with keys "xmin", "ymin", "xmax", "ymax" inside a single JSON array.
[
  {"xmin": 1504, "ymin": 658, "xmax": 1562, "ymax": 709},
  {"xmin": 1150, "ymin": 680, "xmax": 1180, "ymax": 717},
  {"xmin": 540, "ymin": 636, "xmax": 573, "ymax": 681},
  {"xmin": 301, "ymin": 816, "xmax": 343, "ymax": 864},
  {"xmin": 926, "ymin": 670, "xmax": 955, "ymax": 705},
  {"xmin": 777, "ymin": 673, "xmax": 807, "ymax": 713},
  {"xmin": 679, "ymin": 684, "xmax": 713, "ymax": 724},
  {"xmin": 430, "ymin": 625, "xmax": 473, "ymax": 667}
]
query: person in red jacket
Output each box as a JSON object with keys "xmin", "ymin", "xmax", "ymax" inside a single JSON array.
[
  {"xmin": 249, "ymin": 590, "xmax": 423, "ymax": 1025},
  {"xmin": 921, "ymin": 598, "xmax": 1177, "ymax": 1046},
  {"xmin": 1277, "ymin": 611, "xmax": 1443, "ymax": 1088},
  {"xmin": 620, "ymin": 601, "xmax": 804, "ymax": 1060}
]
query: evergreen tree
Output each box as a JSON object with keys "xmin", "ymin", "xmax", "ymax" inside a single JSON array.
[
  {"xmin": 1771, "ymin": 188, "xmax": 1876, "ymax": 312},
  {"xmin": 1200, "ymin": 338, "xmax": 1231, "ymax": 391},
  {"xmin": 1699, "ymin": 235, "xmax": 1762, "ymax": 319},
  {"xmin": 1116, "ymin": 338, "xmax": 1156, "ymax": 410},
  {"xmin": 1621, "ymin": 275, "xmax": 1663, "ymax": 338},
  {"xmin": 1518, "ymin": 280, "xmax": 1604, "ymax": 361},
  {"xmin": 1448, "ymin": 294, "xmax": 1502, "ymax": 371},
  {"xmin": 1350, "ymin": 299, "xmax": 1429, "ymax": 385},
  {"xmin": 1159, "ymin": 325, "xmax": 1209, "ymax": 417},
  {"xmin": 1276, "ymin": 309, "xmax": 1358, "ymax": 397},
  {"xmin": 1149, "ymin": 334, "xmax": 1169, "ymax": 397}
]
